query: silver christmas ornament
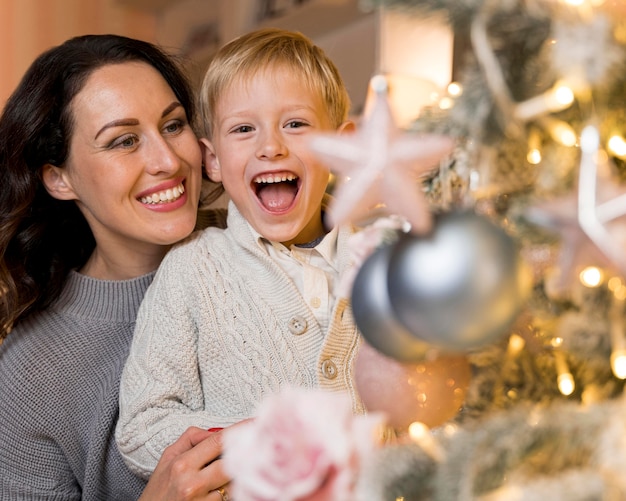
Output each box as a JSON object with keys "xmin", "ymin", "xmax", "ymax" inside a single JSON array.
[
  {"xmin": 388, "ymin": 211, "xmax": 530, "ymax": 350},
  {"xmin": 352, "ymin": 242, "xmax": 431, "ymax": 362}
]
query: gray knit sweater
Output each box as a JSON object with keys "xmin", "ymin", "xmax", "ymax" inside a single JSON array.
[
  {"xmin": 117, "ymin": 202, "xmax": 364, "ymax": 479},
  {"xmin": 0, "ymin": 271, "xmax": 152, "ymax": 500}
]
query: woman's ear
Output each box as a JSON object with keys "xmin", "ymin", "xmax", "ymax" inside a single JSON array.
[
  {"xmin": 199, "ymin": 138, "xmax": 222, "ymax": 183},
  {"xmin": 41, "ymin": 164, "xmax": 78, "ymax": 201}
]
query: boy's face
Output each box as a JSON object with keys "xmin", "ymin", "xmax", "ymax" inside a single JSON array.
[{"xmin": 201, "ymin": 66, "xmax": 350, "ymax": 247}]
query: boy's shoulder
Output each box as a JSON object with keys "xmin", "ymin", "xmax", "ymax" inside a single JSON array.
[
  {"xmin": 155, "ymin": 226, "xmax": 231, "ymax": 281},
  {"xmin": 171, "ymin": 225, "xmax": 227, "ymax": 253}
]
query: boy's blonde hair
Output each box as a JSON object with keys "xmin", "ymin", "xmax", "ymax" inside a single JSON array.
[{"xmin": 199, "ymin": 28, "xmax": 351, "ymax": 138}]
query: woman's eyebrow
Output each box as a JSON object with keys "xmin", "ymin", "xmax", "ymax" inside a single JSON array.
[
  {"xmin": 94, "ymin": 102, "xmax": 183, "ymax": 140},
  {"xmin": 161, "ymin": 101, "xmax": 182, "ymax": 118},
  {"xmin": 95, "ymin": 118, "xmax": 139, "ymax": 140}
]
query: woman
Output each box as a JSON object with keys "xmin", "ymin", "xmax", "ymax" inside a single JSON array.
[{"xmin": 0, "ymin": 34, "xmax": 229, "ymax": 500}]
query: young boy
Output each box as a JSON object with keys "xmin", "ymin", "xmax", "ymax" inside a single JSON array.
[{"xmin": 116, "ymin": 28, "xmax": 363, "ymax": 479}]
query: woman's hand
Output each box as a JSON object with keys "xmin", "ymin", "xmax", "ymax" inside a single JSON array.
[{"xmin": 138, "ymin": 426, "xmax": 230, "ymax": 501}]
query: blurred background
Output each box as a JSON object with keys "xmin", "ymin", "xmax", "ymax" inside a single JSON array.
[
  {"xmin": 0, "ymin": 0, "xmax": 380, "ymax": 113},
  {"xmin": 0, "ymin": 0, "xmax": 459, "ymax": 123}
]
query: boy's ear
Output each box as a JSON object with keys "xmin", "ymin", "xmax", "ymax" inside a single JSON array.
[
  {"xmin": 41, "ymin": 164, "xmax": 78, "ymax": 201},
  {"xmin": 337, "ymin": 120, "xmax": 356, "ymax": 135},
  {"xmin": 199, "ymin": 138, "xmax": 222, "ymax": 183}
]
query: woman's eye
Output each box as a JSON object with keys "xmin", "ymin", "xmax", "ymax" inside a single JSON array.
[
  {"xmin": 110, "ymin": 135, "xmax": 138, "ymax": 149},
  {"xmin": 164, "ymin": 120, "xmax": 184, "ymax": 134}
]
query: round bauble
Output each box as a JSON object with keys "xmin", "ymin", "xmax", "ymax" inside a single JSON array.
[
  {"xmin": 351, "ymin": 241, "xmax": 431, "ymax": 363},
  {"xmin": 388, "ymin": 211, "xmax": 530, "ymax": 351},
  {"xmin": 354, "ymin": 338, "xmax": 471, "ymax": 431}
]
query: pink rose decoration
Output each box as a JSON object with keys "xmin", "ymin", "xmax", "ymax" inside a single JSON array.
[{"xmin": 222, "ymin": 387, "xmax": 385, "ymax": 501}]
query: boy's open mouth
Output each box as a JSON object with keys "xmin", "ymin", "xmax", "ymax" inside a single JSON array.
[{"xmin": 253, "ymin": 172, "xmax": 300, "ymax": 211}]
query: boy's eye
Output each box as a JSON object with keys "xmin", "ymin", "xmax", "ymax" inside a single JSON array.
[
  {"xmin": 233, "ymin": 125, "xmax": 254, "ymax": 133},
  {"xmin": 285, "ymin": 120, "xmax": 308, "ymax": 129}
]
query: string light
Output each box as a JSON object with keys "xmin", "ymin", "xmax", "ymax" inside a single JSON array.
[
  {"xmin": 408, "ymin": 422, "xmax": 445, "ymax": 461},
  {"xmin": 438, "ymin": 96, "xmax": 454, "ymax": 110},
  {"xmin": 607, "ymin": 135, "xmax": 626, "ymax": 158},
  {"xmin": 611, "ymin": 349, "xmax": 626, "ymax": 379},
  {"xmin": 527, "ymin": 148, "xmax": 542, "ymax": 165},
  {"xmin": 560, "ymin": 0, "xmax": 594, "ymax": 18},
  {"xmin": 507, "ymin": 333, "xmax": 526, "ymax": 356},
  {"xmin": 527, "ymin": 129, "xmax": 542, "ymax": 165},
  {"xmin": 609, "ymin": 279, "xmax": 626, "ymax": 379},
  {"xmin": 514, "ymin": 82, "xmax": 574, "ymax": 122},
  {"xmin": 555, "ymin": 351, "xmax": 575, "ymax": 396},
  {"xmin": 551, "ymin": 337, "xmax": 575, "ymax": 396},
  {"xmin": 541, "ymin": 117, "xmax": 577, "ymax": 146},
  {"xmin": 579, "ymin": 266, "xmax": 603, "ymax": 287},
  {"xmin": 446, "ymin": 82, "xmax": 462, "ymax": 97}
]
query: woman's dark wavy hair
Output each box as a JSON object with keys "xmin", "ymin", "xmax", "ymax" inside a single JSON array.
[{"xmin": 0, "ymin": 34, "xmax": 200, "ymax": 337}]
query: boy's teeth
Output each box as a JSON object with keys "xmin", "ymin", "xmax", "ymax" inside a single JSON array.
[
  {"xmin": 140, "ymin": 183, "xmax": 185, "ymax": 204},
  {"xmin": 254, "ymin": 173, "xmax": 297, "ymax": 184}
]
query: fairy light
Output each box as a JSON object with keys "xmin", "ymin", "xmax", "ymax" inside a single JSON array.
[
  {"xmin": 438, "ymin": 96, "xmax": 454, "ymax": 110},
  {"xmin": 527, "ymin": 129, "xmax": 542, "ymax": 165},
  {"xmin": 514, "ymin": 82, "xmax": 574, "ymax": 121},
  {"xmin": 447, "ymin": 82, "xmax": 462, "ymax": 97},
  {"xmin": 554, "ymin": 84, "xmax": 575, "ymax": 105},
  {"xmin": 550, "ymin": 337, "xmax": 575, "ymax": 395},
  {"xmin": 579, "ymin": 266, "xmax": 603, "ymax": 287},
  {"xmin": 552, "ymin": 122, "xmax": 577, "ymax": 146},
  {"xmin": 527, "ymin": 148, "xmax": 542, "ymax": 165},
  {"xmin": 408, "ymin": 422, "xmax": 444, "ymax": 461},
  {"xmin": 611, "ymin": 349, "xmax": 626, "ymax": 379},
  {"xmin": 607, "ymin": 135, "xmax": 626, "ymax": 158},
  {"xmin": 608, "ymin": 276, "xmax": 624, "ymax": 293},
  {"xmin": 609, "ymin": 280, "xmax": 626, "ymax": 379},
  {"xmin": 582, "ymin": 383, "xmax": 602, "ymax": 405},
  {"xmin": 507, "ymin": 333, "xmax": 526, "ymax": 356},
  {"xmin": 541, "ymin": 117, "xmax": 577, "ymax": 146},
  {"xmin": 557, "ymin": 370, "xmax": 575, "ymax": 396},
  {"xmin": 554, "ymin": 350, "xmax": 575, "ymax": 396}
]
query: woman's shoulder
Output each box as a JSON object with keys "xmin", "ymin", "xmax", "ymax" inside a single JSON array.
[{"xmin": 0, "ymin": 312, "xmax": 82, "ymax": 411}]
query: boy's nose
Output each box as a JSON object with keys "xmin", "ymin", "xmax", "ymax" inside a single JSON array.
[{"xmin": 257, "ymin": 130, "xmax": 287, "ymax": 159}]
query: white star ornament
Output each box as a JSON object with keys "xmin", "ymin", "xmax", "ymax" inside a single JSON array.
[{"xmin": 308, "ymin": 75, "xmax": 454, "ymax": 234}]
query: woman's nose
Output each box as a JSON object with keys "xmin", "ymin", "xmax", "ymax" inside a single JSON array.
[{"xmin": 145, "ymin": 135, "xmax": 182, "ymax": 175}]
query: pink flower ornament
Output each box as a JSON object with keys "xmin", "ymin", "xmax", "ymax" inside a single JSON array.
[{"xmin": 222, "ymin": 388, "xmax": 385, "ymax": 501}]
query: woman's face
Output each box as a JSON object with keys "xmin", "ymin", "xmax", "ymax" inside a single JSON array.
[{"xmin": 56, "ymin": 61, "xmax": 202, "ymax": 277}]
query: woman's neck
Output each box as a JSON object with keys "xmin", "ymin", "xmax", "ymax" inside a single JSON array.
[{"xmin": 79, "ymin": 245, "xmax": 169, "ymax": 280}]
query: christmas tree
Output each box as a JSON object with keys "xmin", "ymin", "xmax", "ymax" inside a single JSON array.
[{"xmin": 340, "ymin": 0, "xmax": 626, "ymax": 499}]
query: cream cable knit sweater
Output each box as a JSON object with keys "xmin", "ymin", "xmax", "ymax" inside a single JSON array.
[{"xmin": 117, "ymin": 202, "xmax": 364, "ymax": 479}]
